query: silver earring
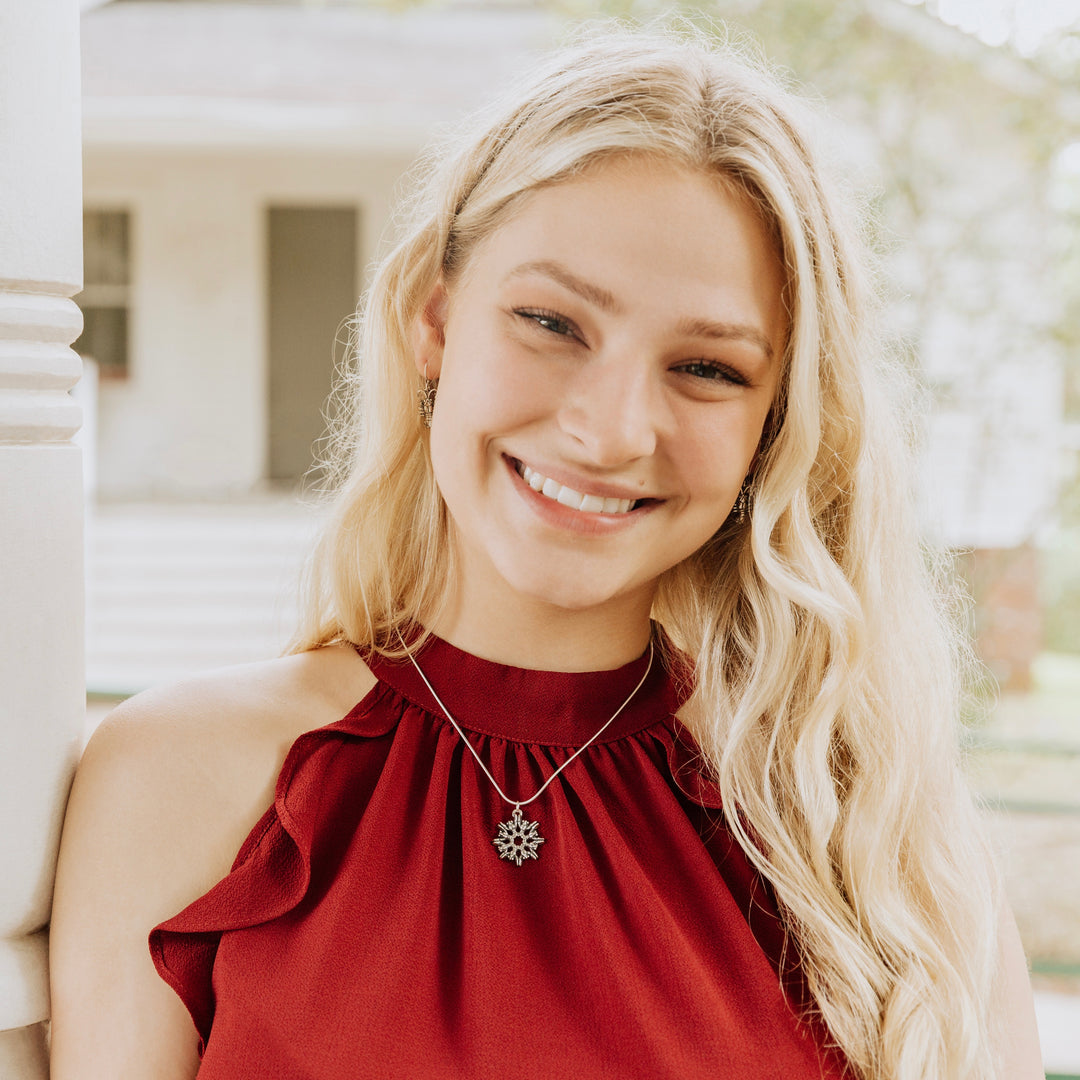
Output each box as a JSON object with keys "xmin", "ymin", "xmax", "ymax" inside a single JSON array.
[
  {"xmin": 735, "ymin": 475, "xmax": 753, "ymax": 523},
  {"xmin": 417, "ymin": 377, "xmax": 438, "ymax": 428}
]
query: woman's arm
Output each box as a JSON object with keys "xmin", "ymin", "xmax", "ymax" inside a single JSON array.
[
  {"xmin": 49, "ymin": 700, "xmax": 207, "ymax": 1080},
  {"xmin": 992, "ymin": 897, "xmax": 1044, "ymax": 1079},
  {"xmin": 48, "ymin": 647, "xmax": 375, "ymax": 1078}
]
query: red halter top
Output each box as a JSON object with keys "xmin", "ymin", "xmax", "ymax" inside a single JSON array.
[{"xmin": 150, "ymin": 633, "xmax": 847, "ymax": 1078}]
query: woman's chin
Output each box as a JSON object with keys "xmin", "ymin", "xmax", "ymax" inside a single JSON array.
[{"xmin": 495, "ymin": 564, "xmax": 657, "ymax": 619}]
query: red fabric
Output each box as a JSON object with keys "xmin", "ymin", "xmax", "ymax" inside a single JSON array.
[{"xmin": 149, "ymin": 634, "xmax": 848, "ymax": 1079}]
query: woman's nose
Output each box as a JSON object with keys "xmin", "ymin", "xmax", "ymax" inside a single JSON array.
[{"xmin": 556, "ymin": 357, "xmax": 664, "ymax": 466}]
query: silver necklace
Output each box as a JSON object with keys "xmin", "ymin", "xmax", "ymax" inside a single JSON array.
[{"xmin": 395, "ymin": 631, "xmax": 655, "ymax": 866}]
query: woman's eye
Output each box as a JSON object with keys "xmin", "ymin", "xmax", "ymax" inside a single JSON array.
[
  {"xmin": 676, "ymin": 360, "xmax": 748, "ymax": 386},
  {"xmin": 515, "ymin": 309, "xmax": 577, "ymax": 338}
]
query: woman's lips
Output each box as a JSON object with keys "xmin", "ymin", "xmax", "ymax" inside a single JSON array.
[
  {"xmin": 505, "ymin": 456, "xmax": 660, "ymax": 529},
  {"xmin": 515, "ymin": 460, "xmax": 638, "ymax": 515}
]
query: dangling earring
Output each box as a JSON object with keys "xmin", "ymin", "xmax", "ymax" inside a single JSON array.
[
  {"xmin": 417, "ymin": 372, "xmax": 438, "ymax": 428},
  {"xmin": 735, "ymin": 474, "xmax": 753, "ymax": 523}
]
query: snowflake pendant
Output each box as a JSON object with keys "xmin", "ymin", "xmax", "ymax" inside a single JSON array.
[{"xmin": 492, "ymin": 806, "xmax": 545, "ymax": 866}]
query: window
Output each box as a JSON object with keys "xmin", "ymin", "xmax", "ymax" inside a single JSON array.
[{"xmin": 74, "ymin": 210, "xmax": 131, "ymax": 377}]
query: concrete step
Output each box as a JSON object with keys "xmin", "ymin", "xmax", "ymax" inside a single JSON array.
[{"xmin": 85, "ymin": 498, "xmax": 324, "ymax": 695}]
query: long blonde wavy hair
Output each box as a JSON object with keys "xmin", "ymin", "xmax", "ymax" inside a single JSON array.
[{"xmin": 290, "ymin": 26, "xmax": 1001, "ymax": 1080}]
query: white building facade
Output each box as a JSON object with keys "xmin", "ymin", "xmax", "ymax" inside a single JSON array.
[{"xmin": 81, "ymin": 1, "xmax": 556, "ymax": 496}]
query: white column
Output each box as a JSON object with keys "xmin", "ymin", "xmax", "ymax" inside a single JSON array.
[{"xmin": 0, "ymin": 0, "xmax": 85, "ymax": 1075}]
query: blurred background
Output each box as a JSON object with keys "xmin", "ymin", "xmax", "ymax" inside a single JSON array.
[{"xmin": 75, "ymin": 0, "xmax": 1080, "ymax": 1070}]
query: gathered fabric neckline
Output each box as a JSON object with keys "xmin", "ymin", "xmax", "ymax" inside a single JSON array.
[{"xmin": 361, "ymin": 628, "xmax": 682, "ymax": 747}]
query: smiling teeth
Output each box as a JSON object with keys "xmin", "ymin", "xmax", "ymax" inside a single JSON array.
[{"xmin": 518, "ymin": 463, "xmax": 635, "ymax": 514}]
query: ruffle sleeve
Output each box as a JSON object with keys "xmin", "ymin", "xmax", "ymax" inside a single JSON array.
[{"xmin": 148, "ymin": 681, "xmax": 401, "ymax": 1052}]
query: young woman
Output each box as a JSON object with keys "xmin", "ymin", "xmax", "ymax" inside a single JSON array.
[{"xmin": 50, "ymin": 28, "xmax": 1043, "ymax": 1080}]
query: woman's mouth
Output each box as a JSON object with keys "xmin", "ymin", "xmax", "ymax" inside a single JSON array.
[{"xmin": 511, "ymin": 459, "xmax": 649, "ymax": 515}]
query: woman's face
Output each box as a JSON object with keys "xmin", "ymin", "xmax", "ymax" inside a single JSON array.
[{"xmin": 416, "ymin": 154, "xmax": 785, "ymax": 624}]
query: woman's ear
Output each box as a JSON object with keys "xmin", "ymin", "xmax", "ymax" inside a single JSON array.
[{"xmin": 412, "ymin": 279, "xmax": 449, "ymax": 379}]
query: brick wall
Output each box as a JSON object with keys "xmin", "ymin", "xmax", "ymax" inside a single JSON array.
[{"xmin": 960, "ymin": 544, "xmax": 1042, "ymax": 693}]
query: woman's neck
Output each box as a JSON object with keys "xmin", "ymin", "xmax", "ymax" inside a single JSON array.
[{"xmin": 427, "ymin": 588, "xmax": 656, "ymax": 673}]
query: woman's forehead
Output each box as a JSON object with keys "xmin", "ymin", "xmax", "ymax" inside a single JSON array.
[
  {"xmin": 455, "ymin": 150, "xmax": 780, "ymax": 276},
  {"xmin": 448, "ymin": 154, "xmax": 788, "ymax": 365}
]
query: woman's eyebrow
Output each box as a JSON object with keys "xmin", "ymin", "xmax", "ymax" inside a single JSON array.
[
  {"xmin": 504, "ymin": 260, "xmax": 621, "ymax": 313},
  {"xmin": 505, "ymin": 259, "xmax": 773, "ymax": 361},
  {"xmin": 676, "ymin": 317, "xmax": 774, "ymax": 361}
]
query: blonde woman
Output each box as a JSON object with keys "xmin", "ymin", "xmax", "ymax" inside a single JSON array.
[{"xmin": 50, "ymin": 29, "xmax": 1042, "ymax": 1080}]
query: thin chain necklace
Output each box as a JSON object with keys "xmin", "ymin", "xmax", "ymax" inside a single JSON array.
[{"xmin": 395, "ymin": 630, "xmax": 655, "ymax": 866}]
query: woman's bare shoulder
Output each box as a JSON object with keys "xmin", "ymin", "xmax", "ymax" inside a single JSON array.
[
  {"xmin": 120, "ymin": 641, "xmax": 368, "ymax": 764},
  {"xmin": 49, "ymin": 644, "xmax": 375, "ymax": 1080},
  {"xmin": 61, "ymin": 642, "xmax": 377, "ymax": 916},
  {"xmin": 73, "ymin": 643, "xmax": 375, "ymax": 869},
  {"xmin": 94, "ymin": 642, "xmax": 376, "ymax": 759}
]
